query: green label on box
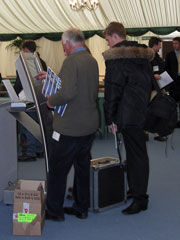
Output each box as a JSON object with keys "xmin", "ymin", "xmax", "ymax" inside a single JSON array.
[{"xmin": 18, "ymin": 213, "xmax": 37, "ymax": 223}]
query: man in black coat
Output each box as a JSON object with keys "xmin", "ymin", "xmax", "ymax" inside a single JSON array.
[
  {"xmin": 103, "ymin": 22, "xmax": 154, "ymax": 214},
  {"xmin": 149, "ymin": 37, "xmax": 165, "ymax": 80},
  {"xmin": 148, "ymin": 36, "xmax": 167, "ymax": 142},
  {"xmin": 165, "ymin": 37, "xmax": 180, "ymax": 102}
]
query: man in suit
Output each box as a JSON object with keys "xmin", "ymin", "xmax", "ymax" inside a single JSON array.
[
  {"xmin": 36, "ymin": 28, "xmax": 99, "ymax": 221},
  {"xmin": 165, "ymin": 37, "xmax": 180, "ymax": 102}
]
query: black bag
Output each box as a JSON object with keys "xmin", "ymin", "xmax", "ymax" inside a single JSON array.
[{"xmin": 144, "ymin": 92, "xmax": 177, "ymax": 137}]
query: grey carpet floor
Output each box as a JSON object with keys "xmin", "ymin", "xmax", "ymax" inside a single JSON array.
[{"xmin": 0, "ymin": 130, "xmax": 180, "ymax": 240}]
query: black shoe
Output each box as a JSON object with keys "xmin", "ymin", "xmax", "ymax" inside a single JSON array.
[
  {"xmin": 176, "ymin": 121, "xmax": 180, "ymax": 128},
  {"xmin": 18, "ymin": 154, "xmax": 36, "ymax": 161},
  {"xmin": 122, "ymin": 201, "xmax": 148, "ymax": 215},
  {"xmin": 45, "ymin": 211, "xmax": 65, "ymax": 222},
  {"xmin": 64, "ymin": 207, "xmax": 88, "ymax": 219},
  {"xmin": 36, "ymin": 152, "xmax": 44, "ymax": 158},
  {"xmin": 154, "ymin": 136, "xmax": 167, "ymax": 142}
]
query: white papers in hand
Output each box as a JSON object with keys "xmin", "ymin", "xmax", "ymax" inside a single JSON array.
[{"xmin": 158, "ymin": 71, "xmax": 173, "ymax": 89}]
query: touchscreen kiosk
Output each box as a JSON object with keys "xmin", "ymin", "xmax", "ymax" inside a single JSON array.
[{"xmin": 13, "ymin": 52, "xmax": 53, "ymax": 174}]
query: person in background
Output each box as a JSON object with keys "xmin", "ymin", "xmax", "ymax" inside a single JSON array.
[
  {"xmin": 103, "ymin": 22, "xmax": 154, "ymax": 214},
  {"xmin": 165, "ymin": 37, "xmax": 180, "ymax": 102},
  {"xmin": 148, "ymin": 36, "xmax": 167, "ymax": 142},
  {"xmin": 165, "ymin": 37, "xmax": 180, "ymax": 127},
  {"xmin": 36, "ymin": 28, "xmax": 99, "ymax": 221},
  {"xmin": 14, "ymin": 40, "xmax": 47, "ymax": 161},
  {"xmin": 14, "ymin": 41, "xmax": 47, "ymax": 95}
]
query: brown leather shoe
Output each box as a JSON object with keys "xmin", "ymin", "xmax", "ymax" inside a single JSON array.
[
  {"xmin": 154, "ymin": 136, "xmax": 167, "ymax": 142},
  {"xmin": 68, "ymin": 187, "xmax": 73, "ymax": 192},
  {"xmin": 36, "ymin": 152, "xmax": 44, "ymax": 158},
  {"xmin": 66, "ymin": 194, "xmax": 73, "ymax": 200},
  {"xmin": 18, "ymin": 154, "xmax": 36, "ymax": 161}
]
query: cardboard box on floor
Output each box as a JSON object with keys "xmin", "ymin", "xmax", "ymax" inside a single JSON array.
[{"xmin": 13, "ymin": 180, "xmax": 45, "ymax": 236}]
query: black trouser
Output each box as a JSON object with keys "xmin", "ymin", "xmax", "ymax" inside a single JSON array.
[
  {"xmin": 46, "ymin": 133, "xmax": 94, "ymax": 217},
  {"xmin": 169, "ymin": 79, "xmax": 180, "ymax": 102},
  {"xmin": 122, "ymin": 128, "xmax": 149, "ymax": 204}
]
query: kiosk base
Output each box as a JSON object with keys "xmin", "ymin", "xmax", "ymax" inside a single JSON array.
[{"xmin": 3, "ymin": 181, "xmax": 17, "ymax": 205}]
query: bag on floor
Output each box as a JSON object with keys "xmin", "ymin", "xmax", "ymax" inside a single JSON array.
[
  {"xmin": 89, "ymin": 133, "xmax": 127, "ymax": 212},
  {"xmin": 144, "ymin": 92, "xmax": 177, "ymax": 137}
]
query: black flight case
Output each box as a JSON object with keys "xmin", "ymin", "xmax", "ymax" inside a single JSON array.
[{"xmin": 89, "ymin": 133, "xmax": 127, "ymax": 212}]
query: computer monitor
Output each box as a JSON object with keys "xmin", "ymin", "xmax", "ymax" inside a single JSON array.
[{"xmin": 15, "ymin": 51, "xmax": 43, "ymax": 102}]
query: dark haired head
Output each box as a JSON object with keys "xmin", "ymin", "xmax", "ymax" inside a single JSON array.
[
  {"xmin": 173, "ymin": 37, "xmax": 180, "ymax": 43},
  {"xmin": 148, "ymin": 37, "xmax": 162, "ymax": 48},
  {"xmin": 22, "ymin": 40, "xmax": 36, "ymax": 52},
  {"xmin": 104, "ymin": 22, "xmax": 126, "ymax": 39}
]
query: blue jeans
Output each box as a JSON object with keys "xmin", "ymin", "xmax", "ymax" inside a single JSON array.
[{"xmin": 18, "ymin": 111, "xmax": 43, "ymax": 157}]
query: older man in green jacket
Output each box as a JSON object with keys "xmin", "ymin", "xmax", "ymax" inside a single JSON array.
[{"xmin": 37, "ymin": 28, "xmax": 99, "ymax": 221}]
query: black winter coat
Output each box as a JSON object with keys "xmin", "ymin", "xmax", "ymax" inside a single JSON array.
[
  {"xmin": 165, "ymin": 51, "xmax": 179, "ymax": 82},
  {"xmin": 165, "ymin": 51, "xmax": 180, "ymax": 101},
  {"xmin": 151, "ymin": 52, "xmax": 165, "ymax": 75},
  {"xmin": 103, "ymin": 41, "xmax": 154, "ymax": 129}
]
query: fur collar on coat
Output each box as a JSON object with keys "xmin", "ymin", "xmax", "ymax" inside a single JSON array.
[{"xmin": 103, "ymin": 41, "xmax": 154, "ymax": 61}]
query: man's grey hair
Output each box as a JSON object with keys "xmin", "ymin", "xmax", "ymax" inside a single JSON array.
[{"xmin": 62, "ymin": 28, "xmax": 85, "ymax": 46}]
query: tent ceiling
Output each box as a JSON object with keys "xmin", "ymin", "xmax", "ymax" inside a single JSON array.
[{"xmin": 0, "ymin": 0, "xmax": 180, "ymax": 34}]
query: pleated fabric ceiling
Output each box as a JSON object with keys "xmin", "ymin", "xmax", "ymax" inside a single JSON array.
[{"xmin": 0, "ymin": 0, "xmax": 180, "ymax": 37}]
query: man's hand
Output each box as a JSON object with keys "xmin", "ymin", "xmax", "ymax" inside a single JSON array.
[
  {"xmin": 109, "ymin": 123, "xmax": 117, "ymax": 134},
  {"xmin": 46, "ymin": 94, "xmax": 53, "ymax": 109},
  {"xmin": 154, "ymin": 74, "xmax": 161, "ymax": 80},
  {"xmin": 35, "ymin": 71, "xmax": 47, "ymax": 80}
]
